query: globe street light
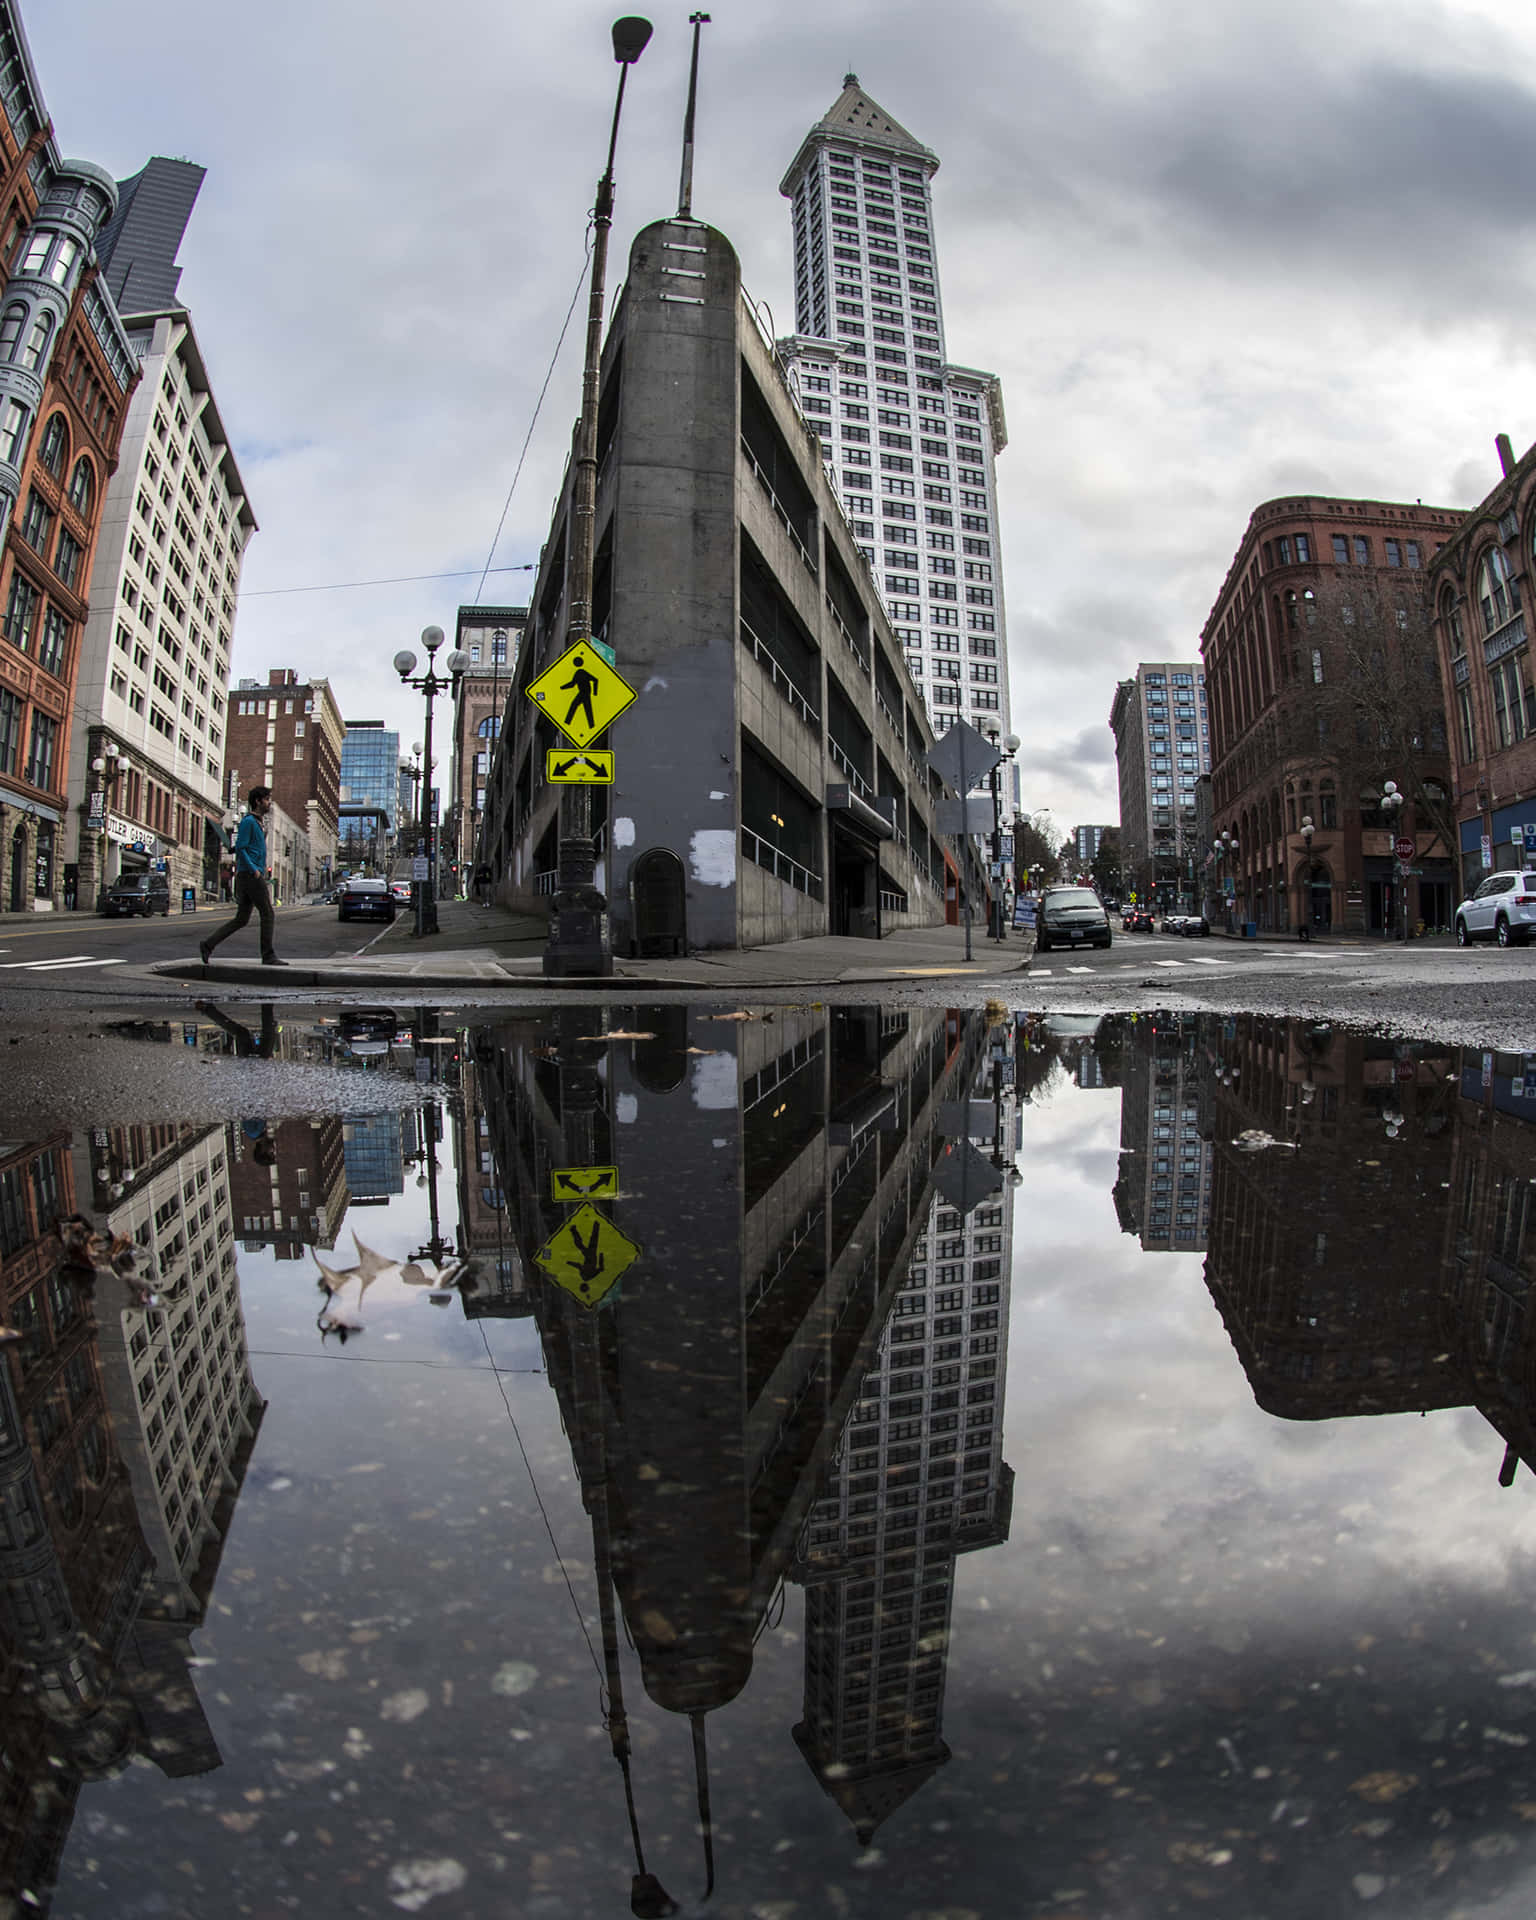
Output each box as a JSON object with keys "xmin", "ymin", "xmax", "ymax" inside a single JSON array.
[
  {"xmin": 984, "ymin": 727, "xmax": 1020, "ymax": 940},
  {"xmin": 545, "ymin": 16, "xmax": 653, "ymax": 979},
  {"xmin": 395, "ymin": 626, "xmax": 470, "ymax": 937},
  {"xmin": 1380, "ymin": 779, "xmax": 1408, "ymax": 941},
  {"xmin": 88, "ymin": 738, "xmax": 124, "ymax": 907}
]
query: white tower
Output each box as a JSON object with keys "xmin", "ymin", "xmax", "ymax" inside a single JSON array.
[{"xmin": 779, "ymin": 77, "xmax": 1012, "ymax": 753}]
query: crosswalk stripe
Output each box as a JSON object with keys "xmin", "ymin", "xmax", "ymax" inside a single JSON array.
[
  {"xmin": 1067, "ymin": 965, "xmax": 1093, "ymax": 974},
  {"xmin": 1153, "ymin": 960, "xmax": 1183, "ymax": 968},
  {"xmin": 0, "ymin": 956, "xmax": 125, "ymax": 970},
  {"xmin": 1186, "ymin": 957, "xmax": 1229, "ymax": 965}
]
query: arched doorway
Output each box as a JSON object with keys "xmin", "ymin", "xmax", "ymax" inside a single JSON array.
[
  {"xmin": 9, "ymin": 820, "xmax": 24, "ymax": 912},
  {"xmin": 628, "ymin": 848, "xmax": 686, "ymax": 957},
  {"xmin": 1306, "ymin": 861, "xmax": 1332, "ymax": 932}
]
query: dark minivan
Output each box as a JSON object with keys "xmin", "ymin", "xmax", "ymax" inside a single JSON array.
[
  {"xmin": 101, "ymin": 872, "xmax": 171, "ymax": 917},
  {"xmin": 1035, "ymin": 885, "xmax": 1112, "ymax": 953}
]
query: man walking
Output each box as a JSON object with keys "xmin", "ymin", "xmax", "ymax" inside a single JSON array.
[{"xmin": 200, "ymin": 787, "xmax": 285, "ymax": 967}]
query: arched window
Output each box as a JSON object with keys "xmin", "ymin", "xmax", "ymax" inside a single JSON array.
[
  {"xmin": 0, "ymin": 302, "xmax": 25, "ymax": 360},
  {"xmin": 1478, "ymin": 545, "xmax": 1519, "ymax": 634},
  {"xmin": 38, "ymin": 411, "xmax": 67, "ymax": 477},
  {"xmin": 19, "ymin": 309, "xmax": 51, "ymax": 372},
  {"xmin": 1442, "ymin": 587, "xmax": 1464, "ymax": 655},
  {"xmin": 477, "ymin": 715, "xmax": 501, "ymax": 739},
  {"xmin": 67, "ymin": 456, "xmax": 93, "ymax": 516}
]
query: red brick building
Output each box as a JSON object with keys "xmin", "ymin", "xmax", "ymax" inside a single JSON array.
[
  {"xmin": 222, "ymin": 668, "xmax": 346, "ymax": 891},
  {"xmin": 1426, "ymin": 434, "xmax": 1536, "ymax": 896},
  {"xmin": 0, "ymin": 5, "xmax": 137, "ymax": 911},
  {"xmin": 1202, "ymin": 495, "xmax": 1462, "ymax": 935}
]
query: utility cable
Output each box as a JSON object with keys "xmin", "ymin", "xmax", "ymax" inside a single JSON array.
[{"xmin": 238, "ymin": 564, "xmax": 536, "ymax": 601}]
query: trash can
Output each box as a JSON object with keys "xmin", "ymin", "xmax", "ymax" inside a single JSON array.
[{"xmin": 1243, "ymin": 920, "xmax": 1257, "ymax": 939}]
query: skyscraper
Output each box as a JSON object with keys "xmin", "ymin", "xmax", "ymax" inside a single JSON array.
[
  {"xmin": 779, "ymin": 77, "xmax": 1012, "ymax": 757},
  {"xmin": 1110, "ymin": 663, "xmax": 1210, "ymax": 909}
]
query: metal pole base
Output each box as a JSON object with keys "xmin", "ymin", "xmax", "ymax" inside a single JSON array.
[{"xmin": 543, "ymin": 887, "xmax": 614, "ymax": 976}]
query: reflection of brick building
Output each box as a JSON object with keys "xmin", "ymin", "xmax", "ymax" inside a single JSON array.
[
  {"xmin": 1204, "ymin": 1017, "xmax": 1462, "ymax": 1419},
  {"xmin": 1202, "ymin": 496, "xmax": 1461, "ymax": 934},
  {"xmin": 228, "ymin": 1117, "xmax": 348, "ymax": 1256}
]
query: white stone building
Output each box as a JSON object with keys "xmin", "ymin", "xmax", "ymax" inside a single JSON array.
[
  {"xmin": 778, "ymin": 77, "xmax": 1013, "ymax": 767},
  {"xmin": 66, "ymin": 306, "xmax": 255, "ymax": 905}
]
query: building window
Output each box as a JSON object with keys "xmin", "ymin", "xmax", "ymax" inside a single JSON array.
[
  {"xmin": 53, "ymin": 529, "xmax": 80, "ymax": 589},
  {"xmin": 3, "ymin": 573, "xmax": 37, "ymax": 650},
  {"xmin": 1458, "ymin": 684, "xmax": 1477, "ymax": 761},
  {"xmin": 1478, "ymin": 545, "xmax": 1519, "ymax": 634},
  {"xmin": 1331, "ymin": 534, "xmax": 1348, "ymax": 564},
  {"xmin": 1386, "ymin": 539, "xmax": 1402, "ymax": 567},
  {"xmin": 0, "ymin": 686, "xmax": 18, "ymax": 773},
  {"xmin": 36, "ymin": 605, "xmax": 67, "ymax": 677},
  {"xmin": 25, "ymin": 710, "xmax": 54, "ymax": 788},
  {"xmin": 37, "ymin": 412, "xmax": 66, "ymax": 477},
  {"xmin": 19, "ymin": 310, "xmax": 51, "ymax": 372},
  {"xmin": 1491, "ymin": 656, "xmax": 1528, "ymax": 748},
  {"xmin": 0, "ymin": 397, "xmax": 28, "ymax": 464},
  {"xmin": 18, "ymin": 489, "xmax": 51, "ymax": 555},
  {"xmin": 1352, "ymin": 536, "xmax": 1370, "ymax": 565}
]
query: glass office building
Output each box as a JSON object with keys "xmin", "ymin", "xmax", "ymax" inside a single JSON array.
[{"xmin": 339, "ymin": 721, "xmax": 400, "ymax": 868}]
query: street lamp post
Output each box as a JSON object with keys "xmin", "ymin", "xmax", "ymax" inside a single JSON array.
[
  {"xmin": 1215, "ymin": 829, "xmax": 1239, "ymax": 932},
  {"xmin": 1380, "ymin": 779, "xmax": 1407, "ymax": 941},
  {"xmin": 545, "ymin": 15, "xmax": 653, "ymax": 980},
  {"xmin": 394, "ymin": 626, "xmax": 470, "ymax": 938},
  {"xmin": 88, "ymin": 740, "xmax": 124, "ymax": 907},
  {"xmin": 984, "ymin": 728, "xmax": 1020, "ymax": 940},
  {"xmin": 1298, "ymin": 812, "xmax": 1315, "ymax": 937}
]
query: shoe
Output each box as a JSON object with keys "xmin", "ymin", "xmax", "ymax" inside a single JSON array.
[
  {"xmin": 263, "ymin": 957, "xmax": 288, "ymax": 966},
  {"xmin": 198, "ymin": 941, "xmax": 213, "ymax": 965}
]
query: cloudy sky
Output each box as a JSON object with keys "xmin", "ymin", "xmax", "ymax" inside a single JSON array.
[{"xmin": 27, "ymin": 0, "xmax": 1536, "ymax": 829}]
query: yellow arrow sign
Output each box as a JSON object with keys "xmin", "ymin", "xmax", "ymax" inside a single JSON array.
[
  {"xmin": 546, "ymin": 748, "xmax": 615, "ymax": 785},
  {"xmin": 526, "ymin": 639, "xmax": 637, "ymax": 749},
  {"xmin": 551, "ymin": 1165, "xmax": 619, "ymax": 1201},
  {"xmin": 533, "ymin": 1203, "xmax": 640, "ymax": 1308}
]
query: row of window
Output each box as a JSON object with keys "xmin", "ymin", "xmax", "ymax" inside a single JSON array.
[
  {"xmin": 1263, "ymin": 530, "xmax": 1424, "ymax": 570},
  {"xmin": 0, "ymin": 683, "xmax": 56, "ymax": 789}
]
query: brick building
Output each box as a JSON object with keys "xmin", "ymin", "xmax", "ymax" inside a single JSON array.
[
  {"xmin": 222, "ymin": 668, "xmax": 345, "ymax": 892},
  {"xmin": 1201, "ymin": 495, "xmax": 1462, "ymax": 935},
  {"xmin": 1426, "ymin": 433, "xmax": 1536, "ymax": 896},
  {"xmin": 448, "ymin": 602, "xmax": 524, "ymax": 888},
  {"xmin": 0, "ymin": 0, "xmax": 138, "ymax": 912}
]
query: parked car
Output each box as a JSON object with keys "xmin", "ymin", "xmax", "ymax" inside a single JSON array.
[
  {"xmin": 338, "ymin": 1006, "xmax": 399, "ymax": 1057},
  {"xmin": 1178, "ymin": 912, "xmax": 1210, "ymax": 936},
  {"xmin": 100, "ymin": 872, "xmax": 170, "ymax": 917},
  {"xmin": 337, "ymin": 878, "xmax": 396, "ymax": 924},
  {"xmin": 389, "ymin": 880, "xmax": 413, "ymax": 904},
  {"xmin": 1123, "ymin": 907, "xmax": 1155, "ymax": 933},
  {"xmin": 1161, "ymin": 913, "xmax": 1187, "ymax": 933},
  {"xmin": 1455, "ymin": 871, "xmax": 1536, "ymax": 946},
  {"xmin": 1035, "ymin": 885, "xmax": 1112, "ymax": 953}
]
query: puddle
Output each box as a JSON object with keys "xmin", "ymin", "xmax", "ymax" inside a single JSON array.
[{"xmin": 5, "ymin": 1004, "xmax": 1536, "ymax": 1917}]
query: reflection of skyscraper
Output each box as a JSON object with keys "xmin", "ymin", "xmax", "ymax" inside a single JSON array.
[
  {"xmin": 790, "ymin": 1042, "xmax": 1016, "ymax": 1845},
  {"xmin": 342, "ymin": 1111, "xmax": 407, "ymax": 1204},
  {"xmin": 476, "ymin": 1004, "xmax": 993, "ymax": 1894},
  {"xmin": 1112, "ymin": 1015, "xmax": 1213, "ymax": 1252}
]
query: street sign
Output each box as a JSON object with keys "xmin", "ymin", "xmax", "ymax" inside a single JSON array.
[
  {"xmin": 551, "ymin": 1165, "xmax": 619, "ymax": 1201},
  {"xmin": 526, "ymin": 639, "xmax": 637, "ymax": 748},
  {"xmin": 533, "ymin": 1202, "xmax": 640, "ymax": 1308},
  {"xmin": 412, "ymin": 856, "xmax": 428, "ymax": 880},
  {"xmin": 546, "ymin": 748, "xmax": 615, "ymax": 784},
  {"xmin": 936, "ymin": 796, "xmax": 995, "ymax": 835},
  {"xmin": 925, "ymin": 718, "xmax": 1000, "ymax": 795},
  {"xmin": 1483, "ymin": 834, "xmax": 1494, "ymax": 869},
  {"xmin": 1394, "ymin": 836, "xmax": 1415, "ymax": 863}
]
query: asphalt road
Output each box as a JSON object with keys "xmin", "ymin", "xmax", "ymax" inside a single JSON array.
[{"xmin": 0, "ymin": 895, "xmax": 392, "ymax": 977}]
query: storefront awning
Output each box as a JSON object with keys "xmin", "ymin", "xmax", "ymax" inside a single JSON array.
[{"xmin": 0, "ymin": 786, "xmax": 61, "ymax": 824}]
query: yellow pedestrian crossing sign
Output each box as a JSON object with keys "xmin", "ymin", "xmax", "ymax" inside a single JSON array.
[
  {"xmin": 533, "ymin": 1203, "xmax": 640, "ymax": 1308},
  {"xmin": 526, "ymin": 639, "xmax": 637, "ymax": 749},
  {"xmin": 551, "ymin": 1165, "xmax": 619, "ymax": 1201},
  {"xmin": 547, "ymin": 748, "xmax": 614, "ymax": 785}
]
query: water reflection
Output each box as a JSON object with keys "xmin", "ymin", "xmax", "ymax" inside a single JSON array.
[{"xmin": 9, "ymin": 1009, "xmax": 1536, "ymax": 1913}]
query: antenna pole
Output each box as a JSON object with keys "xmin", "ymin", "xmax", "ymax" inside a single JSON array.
[{"xmin": 677, "ymin": 13, "xmax": 711, "ymax": 217}]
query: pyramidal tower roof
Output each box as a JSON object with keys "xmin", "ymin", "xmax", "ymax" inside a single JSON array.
[{"xmin": 779, "ymin": 74, "xmax": 939, "ymax": 194}]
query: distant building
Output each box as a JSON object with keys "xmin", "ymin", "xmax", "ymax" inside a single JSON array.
[
  {"xmin": 0, "ymin": 0, "xmax": 139, "ymax": 913},
  {"xmin": 1202, "ymin": 496, "xmax": 1460, "ymax": 934},
  {"xmin": 1426, "ymin": 434, "xmax": 1536, "ymax": 896},
  {"xmin": 448, "ymin": 603, "xmax": 524, "ymax": 888},
  {"xmin": 1110, "ymin": 665, "xmax": 1208, "ymax": 908},
  {"xmin": 1072, "ymin": 823, "xmax": 1112, "ymax": 871},
  {"xmin": 227, "ymin": 1117, "xmax": 347, "ymax": 1256},
  {"xmin": 339, "ymin": 720, "xmax": 399, "ymax": 871},
  {"xmin": 222, "ymin": 668, "xmax": 344, "ymax": 889},
  {"xmin": 776, "ymin": 77, "xmax": 1013, "ymax": 772},
  {"xmin": 1111, "ymin": 1015, "xmax": 1213, "ymax": 1252}
]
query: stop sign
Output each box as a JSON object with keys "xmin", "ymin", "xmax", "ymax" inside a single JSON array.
[{"xmin": 1394, "ymin": 836, "xmax": 1414, "ymax": 863}]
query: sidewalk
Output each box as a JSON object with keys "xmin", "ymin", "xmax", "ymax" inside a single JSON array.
[{"xmin": 150, "ymin": 897, "xmax": 1035, "ymax": 993}]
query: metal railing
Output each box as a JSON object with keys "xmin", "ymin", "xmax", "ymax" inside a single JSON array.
[
  {"xmin": 740, "ymin": 618, "xmax": 819, "ymax": 727},
  {"xmin": 533, "ymin": 868, "xmax": 558, "ymax": 896},
  {"xmin": 740, "ymin": 435, "xmax": 817, "ymax": 576},
  {"xmin": 880, "ymin": 887, "xmax": 908, "ymax": 915},
  {"xmin": 741, "ymin": 824, "xmax": 823, "ymax": 900},
  {"xmin": 828, "ymin": 738, "xmax": 872, "ymax": 799},
  {"xmin": 1484, "ymin": 612, "xmax": 1527, "ymax": 668}
]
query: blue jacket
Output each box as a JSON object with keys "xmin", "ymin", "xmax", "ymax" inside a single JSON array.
[{"xmin": 234, "ymin": 810, "xmax": 267, "ymax": 876}]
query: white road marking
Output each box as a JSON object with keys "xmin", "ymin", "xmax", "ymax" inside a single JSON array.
[
  {"xmin": 1186, "ymin": 956, "xmax": 1230, "ymax": 965},
  {"xmin": 1032, "ymin": 968, "xmax": 1052, "ymax": 976},
  {"xmin": 1153, "ymin": 960, "xmax": 1184, "ymax": 968},
  {"xmin": 1067, "ymin": 966, "xmax": 1093, "ymax": 974},
  {"xmin": 0, "ymin": 955, "xmax": 125, "ymax": 970}
]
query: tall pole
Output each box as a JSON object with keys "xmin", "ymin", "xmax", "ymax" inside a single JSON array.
[
  {"xmin": 676, "ymin": 13, "xmax": 710, "ymax": 218},
  {"xmin": 419, "ymin": 680, "xmax": 437, "ymax": 938},
  {"xmin": 545, "ymin": 18, "xmax": 652, "ymax": 979}
]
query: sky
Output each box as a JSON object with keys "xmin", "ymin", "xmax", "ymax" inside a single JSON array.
[{"xmin": 26, "ymin": 0, "xmax": 1536, "ymax": 832}]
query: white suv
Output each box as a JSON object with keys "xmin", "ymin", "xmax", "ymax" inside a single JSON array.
[{"xmin": 1456, "ymin": 870, "xmax": 1536, "ymax": 946}]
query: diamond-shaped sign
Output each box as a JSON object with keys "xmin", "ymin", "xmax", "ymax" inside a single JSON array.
[
  {"xmin": 533, "ymin": 1203, "xmax": 640, "ymax": 1308},
  {"xmin": 526, "ymin": 640, "xmax": 637, "ymax": 749}
]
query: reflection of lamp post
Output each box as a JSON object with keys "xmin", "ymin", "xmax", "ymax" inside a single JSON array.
[
  {"xmin": 89, "ymin": 740, "xmax": 124, "ymax": 906},
  {"xmin": 545, "ymin": 15, "xmax": 652, "ymax": 980},
  {"xmin": 1379, "ymin": 779, "xmax": 1407, "ymax": 941},
  {"xmin": 394, "ymin": 627, "xmax": 469, "ymax": 937}
]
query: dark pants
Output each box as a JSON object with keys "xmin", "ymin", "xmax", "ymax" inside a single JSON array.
[{"xmin": 204, "ymin": 869, "xmax": 277, "ymax": 961}]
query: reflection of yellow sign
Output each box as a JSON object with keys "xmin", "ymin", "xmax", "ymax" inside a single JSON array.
[
  {"xmin": 546, "ymin": 748, "xmax": 614, "ymax": 785},
  {"xmin": 533, "ymin": 1204, "xmax": 640, "ymax": 1308},
  {"xmin": 526, "ymin": 640, "xmax": 637, "ymax": 749},
  {"xmin": 551, "ymin": 1165, "xmax": 619, "ymax": 1201}
]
